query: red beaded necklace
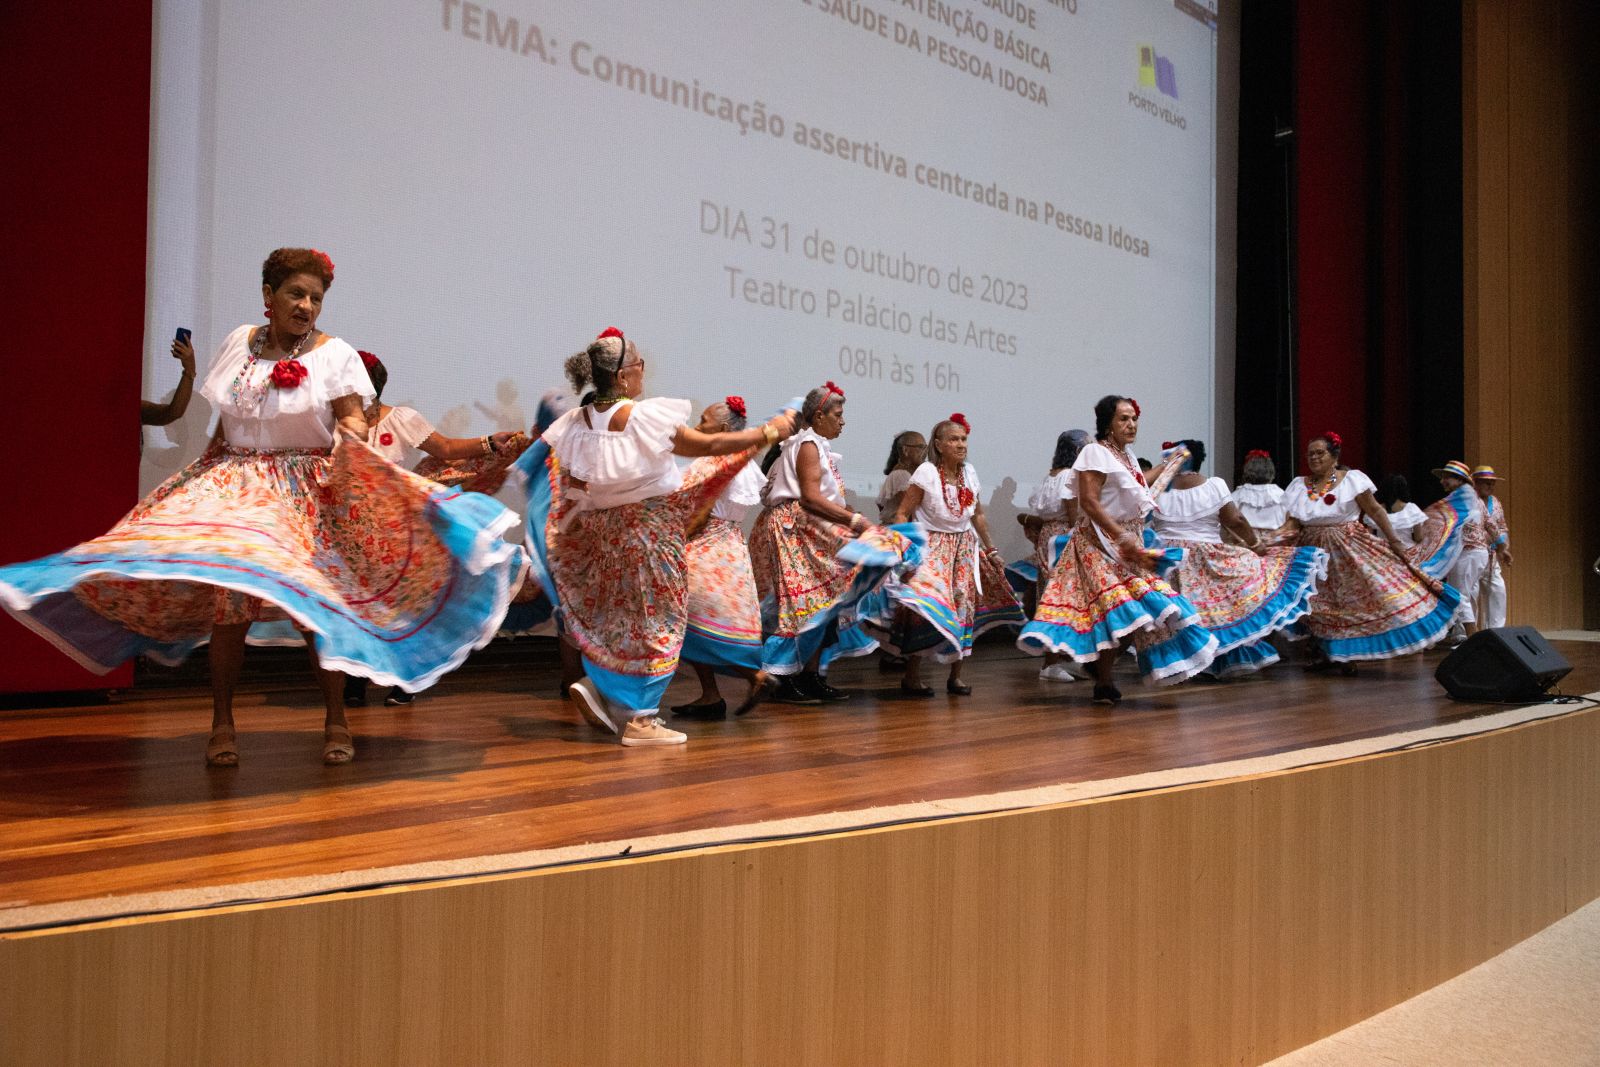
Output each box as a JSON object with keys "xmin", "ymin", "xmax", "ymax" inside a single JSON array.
[
  {"xmin": 1109, "ymin": 442, "xmax": 1146, "ymax": 486},
  {"xmin": 939, "ymin": 463, "xmax": 974, "ymax": 512}
]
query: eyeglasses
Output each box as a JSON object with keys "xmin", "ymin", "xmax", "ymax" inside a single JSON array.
[{"xmin": 621, "ymin": 359, "xmax": 645, "ymax": 373}]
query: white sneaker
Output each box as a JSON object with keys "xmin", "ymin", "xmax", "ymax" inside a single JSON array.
[
  {"xmin": 569, "ymin": 677, "xmax": 620, "ymax": 735},
  {"xmin": 620, "ymin": 715, "xmax": 687, "ymax": 747},
  {"xmin": 1039, "ymin": 663, "xmax": 1083, "ymax": 682}
]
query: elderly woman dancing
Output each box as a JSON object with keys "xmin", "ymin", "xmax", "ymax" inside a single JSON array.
[
  {"xmin": 1268, "ymin": 433, "xmax": 1462, "ymax": 666},
  {"xmin": 883, "ymin": 413, "xmax": 1026, "ymax": 696},
  {"xmin": 1152, "ymin": 439, "xmax": 1327, "ymax": 676},
  {"xmin": 1018, "ymin": 395, "xmax": 1218, "ymax": 704},
  {"xmin": 749, "ymin": 381, "xmax": 921, "ymax": 704},
  {"xmin": 515, "ymin": 328, "xmax": 797, "ymax": 747},
  {"xmin": 0, "ymin": 248, "xmax": 526, "ymax": 765},
  {"xmin": 672, "ymin": 396, "xmax": 772, "ymax": 720}
]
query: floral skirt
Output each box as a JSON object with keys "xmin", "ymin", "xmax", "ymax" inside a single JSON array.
[
  {"xmin": 748, "ymin": 500, "xmax": 921, "ymax": 675},
  {"xmin": 1004, "ymin": 517, "xmax": 1076, "ymax": 606},
  {"xmin": 878, "ymin": 529, "xmax": 1026, "ymax": 663},
  {"xmin": 514, "ymin": 442, "xmax": 755, "ymax": 713},
  {"xmin": 1017, "ymin": 518, "xmax": 1218, "ymax": 685},
  {"xmin": 1163, "ymin": 539, "xmax": 1328, "ymax": 673},
  {"xmin": 681, "ymin": 517, "xmax": 763, "ymax": 673},
  {"xmin": 1294, "ymin": 521, "xmax": 1462, "ymax": 661},
  {"xmin": 0, "ymin": 443, "xmax": 526, "ymax": 689}
]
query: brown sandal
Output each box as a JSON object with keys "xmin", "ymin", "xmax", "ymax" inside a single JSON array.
[
  {"xmin": 206, "ymin": 726, "xmax": 239, "ymax": 767},
  {"xmin": 322, "ymin": 725, "xmax": 355, "ymax": 765}
]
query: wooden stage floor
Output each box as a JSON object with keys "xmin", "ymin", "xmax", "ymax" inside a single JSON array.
[{"xmin": 3, "ymin": 639, "xmax": 1597, "ymax": 926}]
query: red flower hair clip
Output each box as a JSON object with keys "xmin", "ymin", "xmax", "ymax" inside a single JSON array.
[
  {"xmin": 270, "ymin": 359, "xmax": 308, "ymax": 390},
  {"xmin": 357, "ymin": 350, "xmax": 380, "ymax": 371},
  {"xmin": 1129, "ymin": 397, "xmax": 1141, "ymax": 418},
  {"xmin": 949, "ymin": 412, "xmax": 971, "ymax": 433},
  {"xmin": 1161, "ymin": 440, "xmax": 1178, "ymax": 450},
  {"xmin": 311, "ymin": 249, "xmax": 334, "ymax": 282},
  {"xmin": 823, "ymin": 380, "xmax": 845, "ymax": 398},
  {"xmin": 1323, "ymin": 431, "xmax": 1343, "ymax": 450},
  {"xmin": 1244, "ymin": 449, "xmax": 1271, "ymax": 461},
  {"xmin": 596, "ymin": 326, "xmax": 625, "ymax": 341},
  {"xmin": 724, "ymin": 395, "xmax": 746, "ymax": 419}
]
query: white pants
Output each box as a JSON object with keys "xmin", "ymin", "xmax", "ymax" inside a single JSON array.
[
  {"xmin": 1448, "ymin": 549, "xmax": 1490, "ymax": 626},
  {"xmin": 1477, "ymin": 554, "xmax": 1507, "ymax": 629}
]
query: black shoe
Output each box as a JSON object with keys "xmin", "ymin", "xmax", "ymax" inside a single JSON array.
[
  {"xmin": 343, "ymin": 677, "xmax": 368, "ymax": 708},
  {"xmin": 900, "ymin": 680, "xmax": 936, "ymax": 698},
  {"xmin": 771, "ymin": 676, "xmax": 822, "ymax": 705},
  {"xmin": 1091, "ymin": 684, "xmax": 1122, "ymax": 706},
  {"xmin": 798, "ymin": 670, "xmax": 850, "ymax": 703},
  {"xmin": 384, "ymin": 688, "xmax": 415, "ymax": 707},
  {"xmin": 946, "ymin": 680, "xmax": 972, "ymax": 696},
  {"xmin": 671, "ymin": 699, "xmax": 727, "ymax": 721}
]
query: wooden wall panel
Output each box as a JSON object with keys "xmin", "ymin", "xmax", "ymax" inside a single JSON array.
[
  {"xmin": 1463, "ymin": 0, "xmax": 1600, "ymax": 628},
  {"xmin": 3, "ymin": 708, "xmax": 1598, "ymax": 1067}
]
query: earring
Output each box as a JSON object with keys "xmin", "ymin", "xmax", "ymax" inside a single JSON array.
[{"xmin": 264, "ymin": 305, "xmax": 273, "ymax": 319}]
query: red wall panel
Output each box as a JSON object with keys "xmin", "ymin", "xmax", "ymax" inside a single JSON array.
[{"xmin": 0, "ymin": 3, "xmax": 151, "ymax": 691}]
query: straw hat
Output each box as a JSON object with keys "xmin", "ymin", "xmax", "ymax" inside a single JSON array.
[{"xmin": 1431, "ymin": 460, "xmax": 1473, "ymax": 481}]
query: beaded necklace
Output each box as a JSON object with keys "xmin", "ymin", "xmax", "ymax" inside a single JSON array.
[
  {"xmin": 228, "ymin": 326, "xmax": 312, "ymax": 414},
  {"xmin": 1305, "ymin": 469, "xmax": 1341, "ymax": 505},
  {"xmin": 1108, "ymin": 441, "xmax": 1146, "ymax": 486},
  {"xmin": 938, "ymin": 462, "xmax": 974, "ymax": 513}
]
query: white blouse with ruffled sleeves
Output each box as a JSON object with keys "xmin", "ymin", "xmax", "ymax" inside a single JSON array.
[
  {"xmin": 711, "ymin": 460, "xmax": 765, "ymax": 523},
  {"xmin": 1152, "ymin": 477, "xmax": 1231, "ymax": 544},
  {"xmin": 908, "ymin": 462, "xmax": 980, "ymax": 534},
  {"xmin": 763, "ymin": 428, "xmax": 846, "ymax": 508},
  {"xmin": 1365, "ymin": 501, "xmax": 1427, "ymax": 544},
  {"xmin": 368, "ymin": 405, "xmax": 437, "ymax": 467},
  {"xmin": 1026, "ymin": 468, "xmax": 1077, "ymax": 518},
  {"xmin": 541, "ymin": 397, "xmax": 690, "ymax": 511},
  {"xmin": 1073, "ymin": 442, "xmax": 1152, "ymax": 523},
  {"xmin": 1284, "ymin": 469, "xmax": 1376, "ymax": 526},
  {"xmin": 1231, "ymin": 482, "xmax": 1286, "ymax": 530},
  {"xmin": 199, "ymin": 325, "xmax": 375, "ymax": 449}
]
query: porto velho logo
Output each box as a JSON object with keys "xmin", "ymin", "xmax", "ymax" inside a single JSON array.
[{"xmin": 1137, "ymin": 44, "xmax": 1178, "ymax": 100}]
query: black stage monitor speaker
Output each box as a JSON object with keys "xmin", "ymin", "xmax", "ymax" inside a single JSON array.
[{"xmin": 1435, "ymin": 626, "xmax": 1572, "ymax": 702}]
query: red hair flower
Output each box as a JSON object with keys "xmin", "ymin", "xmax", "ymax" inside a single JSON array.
[
  {"xmin": 1129, "ymin": 398, "xmax": 1141, "ymax": 418},
  {"xmin": 379, "ymin": 432, "xmax": 395, "ymax": 447},
  {"xmin": 270, "ymin": 359, "xmax": 308, "ymax": 389},
  {"xmin": 950, "ymin": 412, "xmax": 971, "ymax": 433},
  {"xmin": 724, "ymin": 395, "xmax": 746, "ymax": 419},
  {"xmin": 1245, "ymin": 449, "xmax": 1271, "ymax": 461},
  {"xmin": 357, "ymin": 350, "xmax": 380, "ymax": 371},
  {"xmin": 1323, "ymin": 431, "xmax": 1343, "ymax": 450},
  {"xmin": 823, "ymin": 380, "xmax": 845, "ymax": 398},
  {"xmin": 596, "ymin": 326, "xmax": 625, "ymax": 341},
  {"xmin": 311, "ymin": 249, "xmax": 334, "ymax": 283},
  {"xmin": 1161, "ymin": 441, "xmax": 1178, "ymax": 450}
]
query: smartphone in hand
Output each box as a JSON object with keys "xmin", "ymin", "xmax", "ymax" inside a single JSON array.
[{"xmin": 175, "ymin": 327, "xmax": 192, "ymax": 345}]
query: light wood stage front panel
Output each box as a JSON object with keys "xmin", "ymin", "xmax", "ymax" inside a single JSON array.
[{"xmin": 3, "ymin": 705, "xmax": 1597, "ymax": 1067}]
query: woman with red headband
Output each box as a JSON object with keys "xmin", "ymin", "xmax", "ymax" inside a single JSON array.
[
  {"xmin": 1231, "ymin": 449, "xmax": 1285, "ymax": 539},
  {"xmin": 1018, "ymin": 395, "xmax": 1217, "ymax": 703},
  {"xmin": 0, "ymin": 248, "xmax": 528, "ymax": 766},
  {"xmin": 671, "ymin": 396, "xmax": 772, "ymax": 720},
  {"xmin": 516, "ymin": 329, "xmax": 797, "ymax": 746},
  {"xmin": 749, "ymin": 380, "xmax": 921, "ymax": 703},
  {"xmin": 1266, "ymin": 433, "xmax": 1462, "ymax": 666},
  {"xmin": 883, "ymin": 413, "xmax": 1026, "ymax": 695},
  {"xmin": 1151, "ymin": 438, "xmax": 1328, "ymax": 676}
]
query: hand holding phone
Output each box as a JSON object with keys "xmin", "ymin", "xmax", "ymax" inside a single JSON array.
[{"xmin": 171, "ymin": 328, "xmax": 196, "ymax": 376}]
